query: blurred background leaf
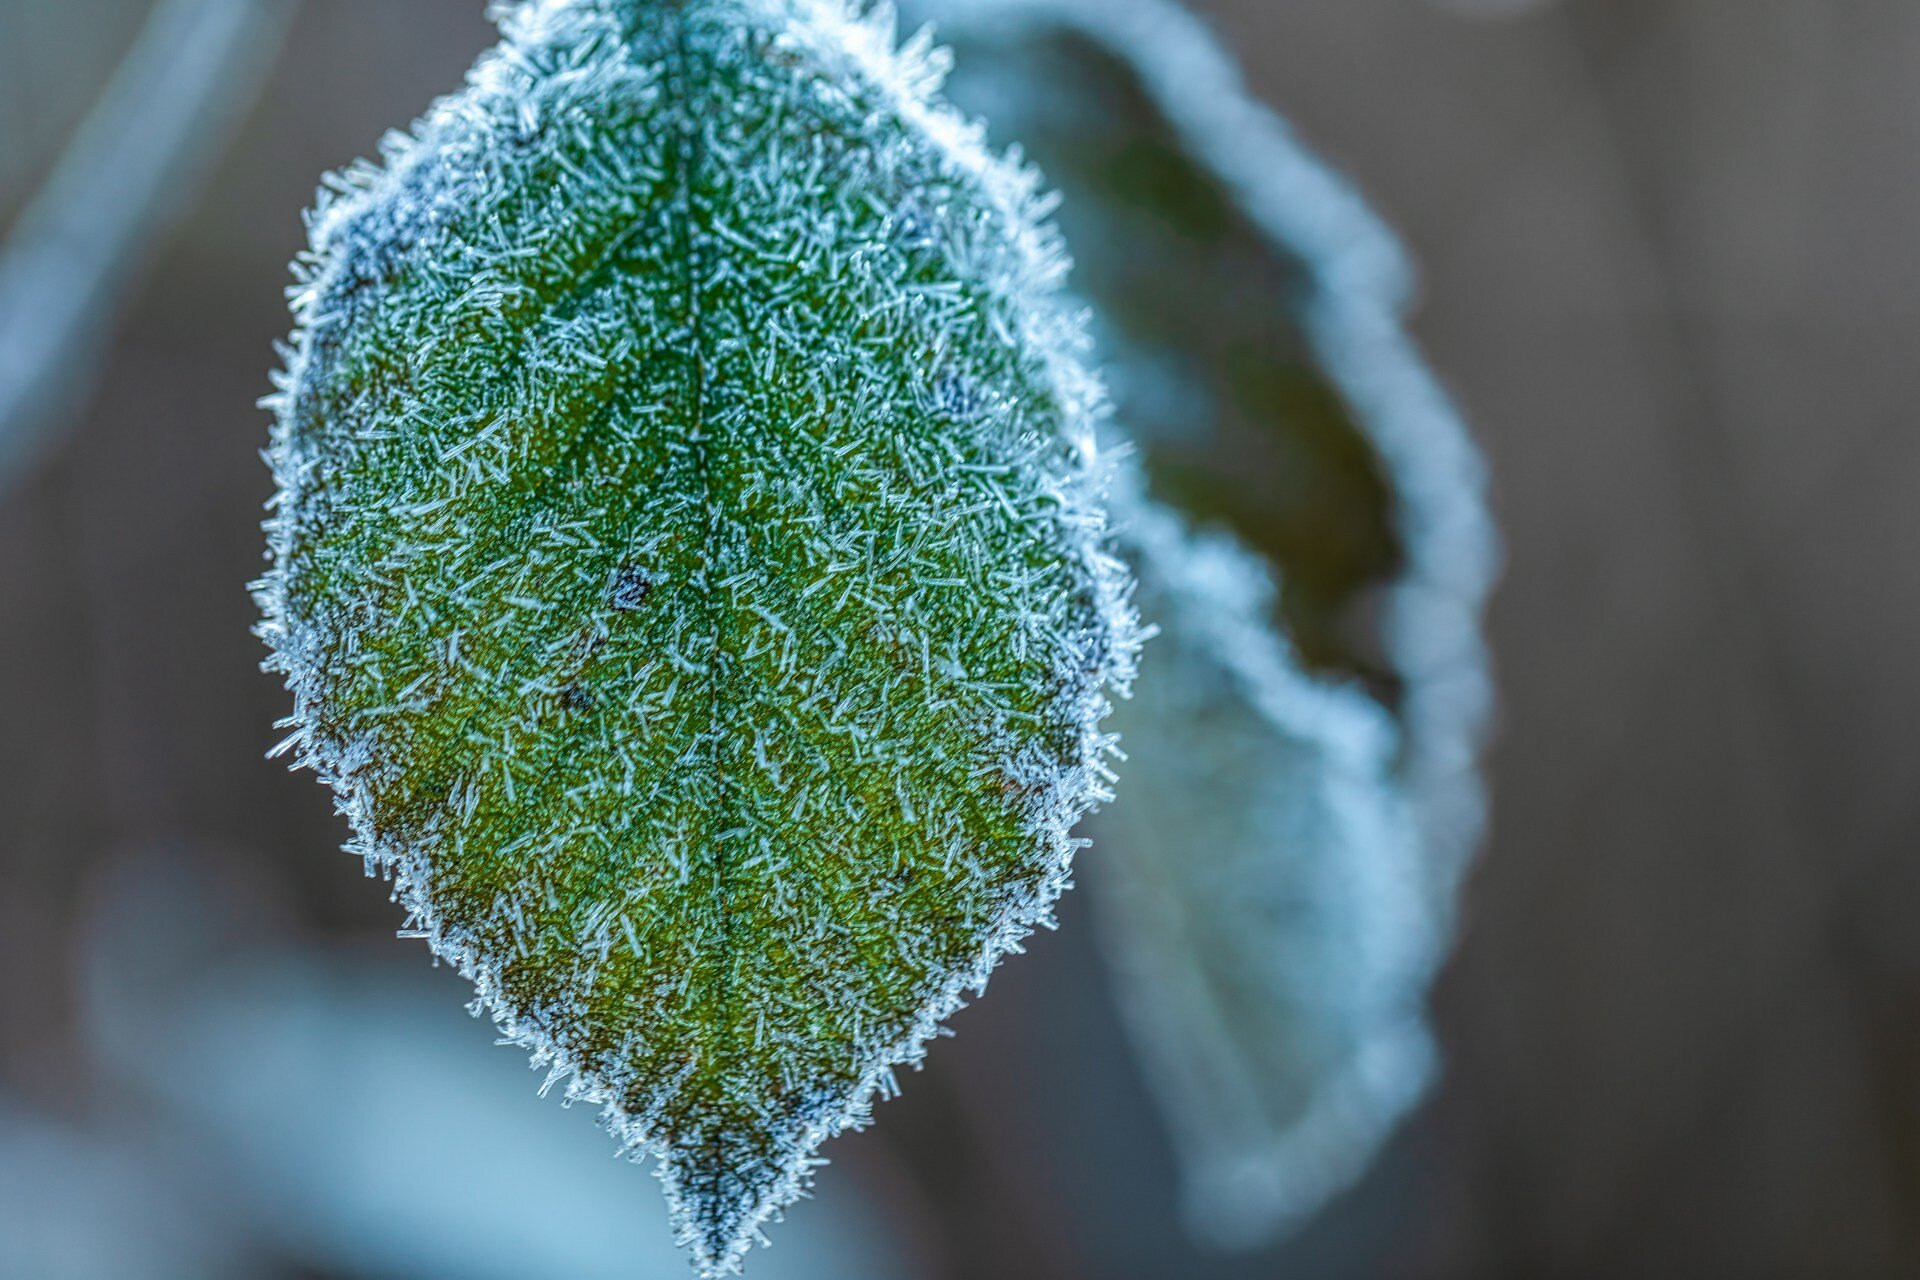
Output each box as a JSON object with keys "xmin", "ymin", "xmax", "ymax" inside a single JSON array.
[{"xmin": 910, "ymin": 0, "xmax": 1494, "ymax": 1249}]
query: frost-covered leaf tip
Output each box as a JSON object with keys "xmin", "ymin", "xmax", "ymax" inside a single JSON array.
[{"xmin": 253, "ymin": 0, "xmax": 1138, "ymax": 1273}]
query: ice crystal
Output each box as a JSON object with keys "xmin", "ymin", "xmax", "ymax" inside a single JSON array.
[
  {"xmin": 254, "ymin": 1, "xmax": 1138, "ymax": 1273},
  {"xmin": 916, "ymin": 0, "xmax": 1498, "ymax": 1247}
]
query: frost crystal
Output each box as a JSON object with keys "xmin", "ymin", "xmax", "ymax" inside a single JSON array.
[
  {"xmin": 253, "ymin": 1, "xmax": 1138, "ymax": 1273},
  {"xmin": 915, "ymin": 0, "xmax": 1498, "ymax": 1247}
]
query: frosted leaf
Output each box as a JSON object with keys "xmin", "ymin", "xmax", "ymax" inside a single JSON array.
[
  {"xmin": 912, "ymin": 0, "xmax": 1498, "ymax": 1246},
  {"xmin": 253, "ymin": 1, "xmax": 1138, "ymax": 1274}
]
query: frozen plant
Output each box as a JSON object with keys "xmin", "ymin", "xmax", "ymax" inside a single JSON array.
[{"xmin": 255, "ymin": 1, "xmax": 1140, "ymax": 1274}]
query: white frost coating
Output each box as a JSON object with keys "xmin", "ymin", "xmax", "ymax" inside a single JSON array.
[
  {"xmin": 909, "ymin": 0, "xmax": 1498, "ymax": 1247},
  {"xmin": 255, "ymin": 1, "xmax": 1140, "ymax": 1274}
]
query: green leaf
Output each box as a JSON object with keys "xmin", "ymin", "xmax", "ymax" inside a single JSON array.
[{"xmin": 255, "ymin": 1, "xmax": 1138, "ymax": 1273}]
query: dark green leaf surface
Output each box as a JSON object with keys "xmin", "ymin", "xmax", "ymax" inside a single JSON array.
[{"xmin": 256, "ymin": 2, "xmax": 1137, "ymax": 1272}]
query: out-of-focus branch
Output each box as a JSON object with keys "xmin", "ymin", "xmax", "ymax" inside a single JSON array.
[{"xmin": 0, "ymin": 0, "xmax": 298, "ymax": 494}]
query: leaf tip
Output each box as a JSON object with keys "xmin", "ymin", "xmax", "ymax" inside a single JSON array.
[{"xmin": 657, "ymin": 1133, "xmax": 812, "ymax": 1278}]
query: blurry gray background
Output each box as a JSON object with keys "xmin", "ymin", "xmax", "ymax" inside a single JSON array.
[{"xmin": 2, "ymin": 2, "xmax": 1917, "ymax": 1277}]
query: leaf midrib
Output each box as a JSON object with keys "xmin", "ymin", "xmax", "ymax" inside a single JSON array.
[{"xmin": 664, "ymin": 5, "xmax": 743, "ymax": 1119}]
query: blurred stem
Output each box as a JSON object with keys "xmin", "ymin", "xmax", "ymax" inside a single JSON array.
[{"xmin": 0, "ymin": 0, "xmax": 298, "ymax": 495}]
